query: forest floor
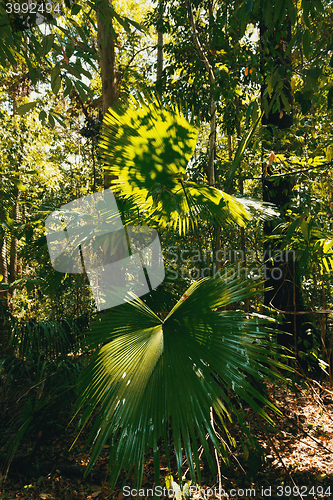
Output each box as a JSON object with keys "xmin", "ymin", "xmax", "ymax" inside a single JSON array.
[{"xmin": 1, "ymin": 378, "xmax": 333, "ymax": 500}]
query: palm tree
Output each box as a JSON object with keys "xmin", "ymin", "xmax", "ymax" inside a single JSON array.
[
  {"xmin": 73, "ymin": 275, "xmax": 290, "ymax": 488},
  {"xmin": 71, "ymin": 94, "xmax": 289, "ymax": 489}
]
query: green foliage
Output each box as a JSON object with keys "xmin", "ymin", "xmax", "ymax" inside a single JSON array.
[
  {"xmin": 0, "ymin": 318, "xmax": 84, "ymax": 475},
  {"xmin": 224, "ymin": 109, "xmax": 262, "ymax": 191},
  {"xmin": 0, "ymin": 0, "xmax": 144, "ymax": 110},
  {"xmin": 73, "ymin": 274, "xmax": 290, "ymax": 489},
  {"xmin": 0, "ymin": 0, "xmax": 332, "ymax": 486},
  {"xmin": 8, "ymin": 319, "xmax": 80, "ymax": 360},
  {"xmin": 100, "ymin": 95, "xmax": 255, "ymax": 232}
]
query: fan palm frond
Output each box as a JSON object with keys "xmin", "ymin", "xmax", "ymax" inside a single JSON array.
[
  {"xmin": 99, "ymin": 95, "xmax": 256, "ymax": 233},
  {"xmin": 73, "ymin": 274, "xmax": 291, "ymax": 489}
]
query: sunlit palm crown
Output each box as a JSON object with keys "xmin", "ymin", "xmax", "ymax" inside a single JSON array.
[
  {"xmin": 101, "ymin": 96, "xmax": 198, "ymax": 195},
  {"xmin": 99, "ymin": 95, "xmax": 252, "ymax": 233}
]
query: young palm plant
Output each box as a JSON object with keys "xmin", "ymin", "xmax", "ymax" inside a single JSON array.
[{"xmin": 73, "ymin": 275, "xmax": 290, "ymax": 488}]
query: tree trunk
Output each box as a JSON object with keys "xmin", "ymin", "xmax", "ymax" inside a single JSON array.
[
  {"xmin": 97, "ymin": 4, "xmax": 118, "ymax": 189},
  {"xmin": 0, "ymin": 229, "xmax": 9, "ymax": 353},
  {"xmin": 97, "ymin": 11, "xmax": 118, "ymax": 116},
  {"xmin": 9, "ymin": 189, "xmax": 19, "ymax": 284},
  {"xmin": 9, "ymin": 191, "xmax": 19, "ymax": 312},
  {"xmin": 185, "ymin": 0, "xmax": 220, "ymax": 278},
  {"xmin": 156, "ymin": 0, "xmax": 164, "ymax": 86},
  {"xmin": 95, "ymin": 3, "xmax": 126, "ymax": 291},
  {"xmin": 260, "ymin": 12, "xmax": 305, "ymax": 349}
]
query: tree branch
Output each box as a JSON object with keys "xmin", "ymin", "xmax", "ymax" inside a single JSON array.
[{"xmin": 184, "ymin": 0, "xmax": 215, "ymax": 85}]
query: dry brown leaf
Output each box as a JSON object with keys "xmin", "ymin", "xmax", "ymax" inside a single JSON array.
[{"xmin": 268, "ymin": 151, "xmax": 277, "ymax": 166}]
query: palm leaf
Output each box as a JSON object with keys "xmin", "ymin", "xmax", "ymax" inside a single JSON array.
[
  {"xmin": 224, "ymin": 110, "xmax": 263, "ymax": 192},
  {"xmin": 99, "ymin": 95, "xmax": 256, "ymax": 233},
  {"xmin": 72, "ymin": 274, "xmax": 291, "ymax": 489}
]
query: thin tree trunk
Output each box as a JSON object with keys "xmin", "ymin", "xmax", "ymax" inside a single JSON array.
[
  {"xmin": 0, "ymin": 234, "xmax": 9, "ymax": 352},
  {"xmin": 185, "ymin": 0, "xmax": 220, "ymax": 279},
  {"xmin": 9, "ymin": 189, "xmax": 19, "ymax": 284},
  {"xmin": 238, "ymin": 177, "xmax": 249, "ymax": 312},
  {"xmin": 97, "ymin": 4, "xmax": 118, "ymax": 189},
  {"xmin": 234, "ymin": 97, "xmax": 249, "ymax": 311},
  {"xmin": 208, "ymin": 99, "xmax": 216, "ymax": 187},
  {"xmin": 156, "ymin": 0, "xmax": 164, "ymax": 85},
  {"xmin": 91, "ymin": 138, "xmax": 96, "ymax": 193},
  {"xmin": 0, "ymin": 168, "xmax": 10, "ymax": 351},
  {"xmin": 0, "ymin": 237, "xmax": 8, "ymax": 301},
  {"xmin": 185, "ymin": 0, "xmax": 216, "ymax": 188}
]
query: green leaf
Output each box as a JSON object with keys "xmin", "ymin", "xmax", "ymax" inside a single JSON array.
[
  {"xmin": 72, "ymin": 276, "xmax": 290, "ymax": 489},
  {"xmin": 48, "ymin": 113, "xmax": 55, "ymax": 128},
  {"xmin": 39, "ymin": 110, "xmax": 47, "ymax": 122},
  {"xmin": 286, "ymin": 0, "xmax": 296, "ymax": 25},
  {"xmin": 2, "ymin": 43, "xmax": 17, "ymax": 66},
  {"xmin": 325, "ymin": 146, "xmax": 333, "ymax": 161},
  {"xmin": 303, "ymin": 29, "xmax": 311, "ymax": 59},
  {"xmin": 76, "ymin": 25, "xmax": 89, "ymax": 45},
  {"xmin": 16, "ymin": 101, "xmax": 37, "ymax": 115},
  {"xmin": 71, "ymin": 4, "xmax": 82, "ymax": 15},
  {"xmin": 127, "ymin": 18, "xmax": 145, "ymax": 32},
  {"xmin": 51, "ymin": 65, "xmax": 61, "ymax": 95},
  {"xmin": 100, "ymin": 94, "xmax": 254, "ymax": 232},
  {"xmin": 0, "ymin": 45, "xmax": 7, "ymax": 67},
  {"xmin": 24, "ymin": 56, "xmax": 37, "ymax": 85},
  {"xmin": 245, "ymin": 0, "xmax": 254, "ymax": 14},
  {"xmin": 74, "ymin": 78, "xmax": 91, "ymax": 92},
  {"xmin": 63, "ymin": 77, "xmax": 73, "ymax": 97},
  {"xmin": 43, "ymin": 34, "xmax": 55, "ymax": 56},
  {"xmin": 74, "ymin": 80, "xmax": 88, "ymax": 101},
  {"xmin": 263, "ymin": 0, "xmax": 273, "ymax": 30},
  {"xmin": 302, "ymin": 0, "xmax": 310, "ymax": 27},
  {"xmin": 225, "ymin": 107, "xmax": 262, "ymax": 191},
  {"xmin": 30, "ymin": 34, "xmax": 43, "ymax": 57},
  {"xmin": 112, "ymin": 11, "xmax": 130, "ymax": 32},
  {"xmin": 273, "ymin": 0, "xmax": 284, "ymax": 23},
  {"xmin": 78, "ymin": 66, "xmax": 92, "ymax": 79},
  {"xmin": 63, "ymin": 63, "xmax": 81, "ymax": 79},
  {"xmin": 52, "ymin": 113, "xmax": 66, "ymax": 127},
  {"xmin": 280, "ymin": 92, "xmax": 291, "ymax": 113},
  {"xmin": 12, "ymin": 179, "xmax": 26, "ymax": 191},
  {"xmin": 327, "ymin": 87, "xmax": 333, "ymax": 110},
  {"xmin": 286, "ymin": 215, "xmax": 304, "ymax": 241},
  {"xmin": 300, "ymin": 218, "xmax": 309, "ymax": 242}
]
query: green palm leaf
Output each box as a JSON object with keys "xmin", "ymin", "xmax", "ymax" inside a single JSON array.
[
  {"xmin": 73, "ymin": 275, "xmax": 291, "ymax": 489},
  {"xmin": 99, "ymin": 95, "xmax": 255, "ymax": 233},
  {"xmin": 100, "ymin": 95, "xmax": 198, "ymax": 198}
]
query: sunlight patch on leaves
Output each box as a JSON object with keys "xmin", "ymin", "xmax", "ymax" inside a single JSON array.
[{"xmin": 99, "ymin": 95, "xmax": 254, "ymax": 234}]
